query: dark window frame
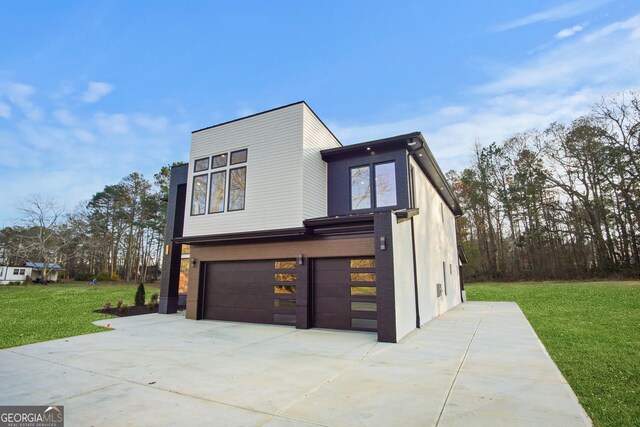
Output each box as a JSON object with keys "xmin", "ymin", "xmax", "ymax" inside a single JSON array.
[
  {"xmin": 194, "ymin": 157, "xmax": 209, "ymax": 172},
  {"xmin": 208, "ymin": 170, "xmax": 227, "ymax": 214},
  {"xmin": 373, "ymin": 161, "xmax": 398, "ymax": 208},
  {"xmin": 349, "ymin": 164, "xmax": 372, "ymax": 211},
  {"xmin": 349, "ymin": 161, "xmax": 399, "ymax": 212},
  {"xmin": 227, "ymin": 166, "xmax": 247, "ymax": 212},
  {"xmin": 190, "ymin": 174, "xmax": 208, "ymax": 216},
  {"xmin": 211, "ymin": 153, "xmax": 228, "ymax": 169},
  {"xmin": 230, "ymin": 149, "xmax": 248, "ymax": 165}
]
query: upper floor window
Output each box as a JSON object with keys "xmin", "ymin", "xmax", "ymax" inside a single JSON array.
[
  {"xmin": 231, "ymin": 149, "xmax": 248, "ymax": 165},
  {"xmin": 375, "ymin": 162, "xmax": 397, "ymax": 207},
  {"xmin": 212, "ymin": 153, "xmax": 227, "ymax": 168},
  {"xmin": 194, "ymin": 157, "xmax": 209, "ymax": 172},
  {"xmin": 351, "ymin": 166, "xmax": 371, "ymax": 209},
  {"xmin": 228, "ymin": 167, "xmax": 247, "ymax": 211},
  {"xmin": 191, "ymin": 149, "xmax": 248, "ymax": 216},
  {"xmin": 191, "ymin": 174, "xmax": 208, "ymax": 215},
  {"xmin": 350, "ymin": 161, "xmax": 397, "ymax": 210}
]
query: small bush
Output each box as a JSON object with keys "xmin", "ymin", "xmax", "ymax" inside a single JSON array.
[
  {"xmin": 94, "ymin": 272, "xmax": 120, "ymax": 281},
  {"xmin": 135, "ymin": 283, "xmax": 145, "ymax": 306},
  {"xmin": 103, "ymin": 302, "xmax": 112, "ymax": 310},
  {"xmin": 150, "ymin": 293, "xmax": 159, "ymax": 304},
  {"xmin": 147, "ymin": 301, "xmax": 158, "ymax": 311},
  {"xmin": 116, "ymin": 300, "xmax": 124, "ymax": 309},
  {"xmin": 74, "ymin": 272, "xmax": 94, "ymax": 281},
  {"xmin": 118, "ymin": 303, "xmax": 129, "ymax": 312}
]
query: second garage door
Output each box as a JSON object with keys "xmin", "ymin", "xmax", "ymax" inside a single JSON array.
[
  {"xmin": 313, "ymin": 257, "xmax": 377, "ymax": 331},
  {"xmin": 203, "ymin": 260, "xmax": 297, "ymax": 326}
]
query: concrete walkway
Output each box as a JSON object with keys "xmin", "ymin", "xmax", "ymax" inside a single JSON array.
[{"xmin": 0, "ymin": 302, "xmax": 591, "ymax": 426}]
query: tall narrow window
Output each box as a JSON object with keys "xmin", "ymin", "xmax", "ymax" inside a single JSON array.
[
  {"xmin": 351, "ymin": 166, "xmax": 371, "ymax": 209},
  {"xmin": 208, "ymin": 170, "xmax": 226, "ymax": 213},
  {"xmin": 409, "ymin": 165, "xmax": 416, "ymax": 208},
  {"xmin": 191, "ymin": 175, "xmax": 208, "ymax": 215},
  {"xmin": 228, "ymin": 167, "xmax": 247, "ymax": 211},
  {"xmin": 442, "ymin": 262, "xmax": 447, "ymax": 296},
  {"xmin": 374, "ymin": 162, "xmax": 397, "ymax": 207}
]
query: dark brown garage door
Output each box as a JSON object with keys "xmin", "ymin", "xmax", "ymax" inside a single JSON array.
[
  {"xmin": 203, "ymin": 260, "xmax": 297, "ymax": 326},
  {"xmin": 313, "ymin": 257, "xmax": 377, "ymax": 331}
]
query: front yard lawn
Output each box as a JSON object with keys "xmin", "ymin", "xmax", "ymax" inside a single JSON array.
[
  {"xmin": 0, "ymin": 282, "xmax": 160, "ymax": 349},
  {"xmin": 467, "ymin": 280, "xmax": 640, "ymax": 427}
]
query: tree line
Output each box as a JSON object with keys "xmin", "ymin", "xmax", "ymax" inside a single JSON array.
[
  {"xmin": 0, "ymin": 163, "xmax": 183, "ymax": 282},
  {"xmin": 450, "ymin": 91, "xmax": 640, "ymax": 281}
]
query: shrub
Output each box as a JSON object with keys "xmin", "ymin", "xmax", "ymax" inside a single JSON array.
[
  {"xmin": 147, "ymin": 301, "xmax": 158, "ymax": 311},
  {"xmin": 150, "ymin": 293, "xmax": 159, "ymax": 304},
  {"xmin": 74, "ymin": 272, "xmax": 94, "ymax": 281},
  {"xmin": 116, "ymin": 300, "xmax": 124, "ymax": 309},
  {"xmin": 103, "ymin": 302, "xmax": 112, "ymax": 310},
  {"xmin": 118, "ymin": 303, "xmax": 129, "ymax": 312},
  {"xmin": 96, "ymin": 271, "xmax": 120, "ymax": 282},
  {"xmin": 135, "ymin": 283, "xmax": 145, "ymax": 306}
]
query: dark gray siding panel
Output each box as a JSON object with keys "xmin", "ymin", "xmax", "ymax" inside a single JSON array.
[{"xmin": 327, "ymin": 149, "xmax": 409, "ymax": 216}]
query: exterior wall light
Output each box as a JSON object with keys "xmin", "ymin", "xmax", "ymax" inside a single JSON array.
[
  {"xmin": 191, "ymin": 258, "xmax": 197, "ymax": 267},
  {"xmin": 297, "ymin": 254, "xmax": 304, "ymax": 265}
]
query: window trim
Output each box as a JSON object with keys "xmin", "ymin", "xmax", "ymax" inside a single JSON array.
[
  {"xmin": 194, "ymin": 157, "xmax": 209, "ymax": 172},
  {"xmin": 208, "ymin": 170, "xmax": 227, "ymax": 214},
  {"xmin": 227, "ymin": 166, "xmax": 247, "ymax": 212},
  {"xmin": 190, "ymin": 174, "xmax": 208, "ymax": 216}
]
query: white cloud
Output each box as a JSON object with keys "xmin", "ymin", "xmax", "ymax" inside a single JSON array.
[
  {"xmin": 476, "ymin": 14, "xmax": 640, "ymax": 94},
  {"xmin": 94, "ymin": 112, "xmax": 130, "ymax": 135},
  {"xmin": 495, "ymin": 0, "xmax": 610, "ymax": 31},
  {"xmin": 0, "ymin": 101, "xmax": 10, "ymax": 119},
  {"xmin": 1, "ymin": 82, "xmax": 43, "ymax": 121},
  {"xmin": 82, "ymin": 81, "xmax": 114, "ymax": 103},
  {"xmin": 134, "ymin": 114, "xmax": 169, "ymax": 133},
  {"xmin": 52, "ymin": 109, "xmax": 76, "ymax": 126},
  {"xmin": 555, "ymin": 24, "xmax": 586, "ymax": 39}
]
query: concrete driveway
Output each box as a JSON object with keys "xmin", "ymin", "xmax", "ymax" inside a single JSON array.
[{"xmin": 0, "ymin": 302, "xmax": 591, "ymax": 426}]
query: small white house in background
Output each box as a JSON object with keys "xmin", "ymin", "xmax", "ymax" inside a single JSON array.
[{"xmin": 0, "ymin": 262, "xmax": 62, "ymax": 285}]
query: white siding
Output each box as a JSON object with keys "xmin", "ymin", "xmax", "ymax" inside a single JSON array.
[
  {"xmin": 0, "ymin": 266, "xmax": 32, "ymax": 284},
  {"xmin": 392, "ymin": 216, "xmax": 417, "ymax": 341},
  {"xmin": 301, "ymin": 104, "xmax": 341, "ymax": 220},
  {"xmin": 410, "ymin": 157, "xmax": 461, "ymax": 323},
  {"xmin": 183, "ymin": 104, "xmax": 305, "ymax": 236}
]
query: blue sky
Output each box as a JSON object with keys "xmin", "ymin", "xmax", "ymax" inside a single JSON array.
[{"xmin": 1, "ymin": 0, "xmax": 639, "ymax": 226}]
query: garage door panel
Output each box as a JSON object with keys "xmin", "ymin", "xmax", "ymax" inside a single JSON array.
[
  {"xmin": 206, "ymin": 307, "xmax": 274, "ymax": 324},
  {"xmin": 203, "ymin": 260, "xmax": 296, "ymax": 325},
  {"xmin": 207, "ymin": 283, "xmax": 273, "ymax": 296},
  {"xmin": 313, "ymin": 257, "xmax": 377, "ymax": 332},
  {"xmin": 314, "ymin": 296, "xmax": 350, "ymax": 314},
  {"xmin": 208, "ymin": 272, "xmax": 273, "ymax": 285},
  {"xmin": 205, "ymin": 294, "xmax": 273, "ymax": 310},
  {"xmin": 211, "ymin": 261, "xmax": 274, "ymax": 272}
]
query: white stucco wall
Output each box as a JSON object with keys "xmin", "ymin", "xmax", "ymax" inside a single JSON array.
[
  {"xmin": 409, "ymin": 156, "xmax": 461, "ymax": 323},
  {"xmin": 391, "ymin": 216, "xmax": 417, "ymax": 341}
]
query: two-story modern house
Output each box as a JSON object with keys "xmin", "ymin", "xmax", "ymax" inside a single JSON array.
[{"xmin": 159, "ymin": 101, "xmax": 464, "ymax": 343}]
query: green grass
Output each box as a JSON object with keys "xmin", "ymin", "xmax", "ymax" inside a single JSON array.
[
  {"xmin": 0, "ymin": 282, "xmax": 160, "ymax": 349},
  {"xmin": 467, "ymin": 280, "xmax": 640, "ymax": 427}
]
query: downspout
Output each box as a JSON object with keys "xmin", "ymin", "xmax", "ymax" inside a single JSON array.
[{"xmin": 407, "ymin": 145, "xmax": 421, "ymax": 328}]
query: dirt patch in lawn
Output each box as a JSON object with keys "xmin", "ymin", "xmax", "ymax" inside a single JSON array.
[{"xmin": 94, "ymin": 305, "xmax": 185, "ymax": 317}]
